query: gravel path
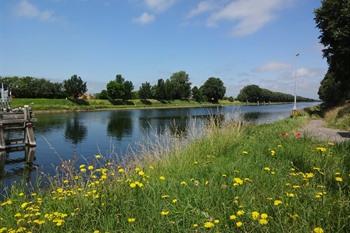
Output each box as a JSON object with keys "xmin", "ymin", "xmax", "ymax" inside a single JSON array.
[{"xmin": 302, "ymin": 120, "xmax": 350, "ymax": 143}]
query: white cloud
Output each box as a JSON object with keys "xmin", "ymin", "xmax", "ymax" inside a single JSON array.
[
  {"xmin": 144, "ymin": 0, "xmax": 177, "ymax": 12},
  {"xmin": 255, "ymin": 62, "xmax": 291, "ymax": 72},
  {"xmin": 187, "ymin": 1, "xmax": 215, "ymax": 18},
  {"xmin": 295, "ymin": 68, "xmax": 322, "ymax": 78},
  {"xmin": 14, "ymin": 0, "xmax": 55, "ymax": 22},
  {"xmin": 134, "ymin": 12, "xmax": 155, "ymax": 24},
  {"xmin": 206, "ymin": 0, "xmax": 291, "ymax": 36}
]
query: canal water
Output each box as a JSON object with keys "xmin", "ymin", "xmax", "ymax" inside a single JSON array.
[{"xmin": 0, "ymin": 102, "xmax": 319, "ymax": 188}]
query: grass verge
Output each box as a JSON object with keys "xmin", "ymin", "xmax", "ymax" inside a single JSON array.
[{"xmin": 0, "ymin": 118, "xmax": 349, "ymax": 233}]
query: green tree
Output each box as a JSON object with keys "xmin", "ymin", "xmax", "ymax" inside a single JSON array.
[
  {"xmin": 237, "ymin": 85, "xmax": 262, "ymax": 103},
  {"xmin": 200, "ymin": 77, "xmax": 226, "ymax": 103},
  {"xmin": 106, "ymin": 74, "xmax": 134, "ymax": 100},
  {"xmin": 153, "ymin": 79, "xmax": 167, "ymax": 100},
  {"xmin": 96, "ymin": 90, "xmax": 108, "ymax": 99},
  {"xmin": 139, "ymin": 82, "xmax": 153, "ymax": 99},
  {"xmin": 63, "ymin": 75, "xmax": 87, "ymax": 99},
  {"xmin": 315, "ymin": 0, "xmax": 350, "ymax": 105},
  {"xmin": 191, "ymin": 86, "xmax": 203, "ymax": 102},
  {"xmin": 169, "ymin": 71, "xmax": 191, "ymax": 99}
]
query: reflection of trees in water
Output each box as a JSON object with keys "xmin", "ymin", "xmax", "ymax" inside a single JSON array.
[
  {"xmin": 242, "ymin": 112, "xmax": 264, "ymax": 122},
  {"xmin": 35, "ymin": 115, "xmax": 66, "ymax": 133},
  {"xmin": 64, "ymin": 116, "xmax": 87, "ymax": 144},
  {"xmin": 107, "ymin": 112, "xmax": 133, "ymax": 140}
]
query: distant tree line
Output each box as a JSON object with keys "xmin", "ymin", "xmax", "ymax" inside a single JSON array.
[
  {"xmin": 314, "ymin": 0, "xmax": 350, "ymax": 106},
  {"xmin": 237, "ymin": 85, "xmax": 315, "ymax": 103}
]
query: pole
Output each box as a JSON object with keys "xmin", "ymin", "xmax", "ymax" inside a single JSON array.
[{"xmin": 293, "ymin": 53, "xmax": 300, "ymax": 112}]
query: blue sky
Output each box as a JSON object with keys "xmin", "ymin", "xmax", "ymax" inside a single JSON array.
[{"xmin": 0, "ymin": 0, "xmax": 327, "ymax": 98}]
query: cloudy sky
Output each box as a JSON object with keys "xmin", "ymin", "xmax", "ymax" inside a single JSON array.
[{"xmin": 0, "ymin": 0, "xmax": 327, "ymax": 98}]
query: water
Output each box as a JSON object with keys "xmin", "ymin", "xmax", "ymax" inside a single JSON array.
[{"xmin": 0, "ymin": 102, "xmax": 319, "ymax": 188}]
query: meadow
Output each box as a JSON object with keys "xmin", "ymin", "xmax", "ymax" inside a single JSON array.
[{"xmin": 0, "ymin": 117, "xmax": 349, "ymax": 233}]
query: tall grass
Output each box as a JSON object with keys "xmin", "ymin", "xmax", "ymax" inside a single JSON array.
[{"xmin": 0, "ymin": 117, "xmax": 349, "ymax": 233}]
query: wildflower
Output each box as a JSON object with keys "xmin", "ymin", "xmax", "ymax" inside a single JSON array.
[
  {"xmin": 295, "ymin": 131, "xmax": 302, "ymax": 139},
  {"xmin": 251, "ymin": 211, "xmax": 260, "ymax": 220},
  {"xmin": 305, "ymin": 173, "xmax": 314, "ymax": 179},
  {"xmin": 127, "ymin": 218, "xmax": 136, "ymax": 223},
  {"xmin": 129, "ymin": 183, "xmax": 137, "ymax": 188},
  {"xmin": 233, "ymin": 178, "xmax": 244, "ymax": 186},
  {"xmin": 335, "ymin": 177, "xmax": 343, "ymax": 182},
  {"xmin": 33, "ymin": 219, "xmax": 45, "ymax": 225},
  {"xmin": 242, "ymin": 151, "xmax": 249, "ymax": 155},
  {"xmin": 204, "ymin": 221, "xmax": 215, "ymax": 229},
  {"xmin": 1, "ymin": 199, "xmax": 13, "ymax": 206},
  {"xmin": 0, "ymin": 228, "xmax": 7, "ymax": 233},
  {"xmin": 270, "ymin": 150, "xmax": 276, "ymax": 156},
  {"xmin": 95, "ymin": 154, "xmax": 102, "ymax": 159},
  {"xmin": 14, "ymin": 213, "xmax": 22, "ymax": 218},
  {"xmin": 118, "ymin": 168, "xmax": 125, "ymax": 173},
  {"xmin": 214, "ymin": 219, "xmax": 219, "ymax": 224},
  {"xmin": 172, "ymin": 199, "xmax": 177, "ymax": 204},
  {"xmin": 160, "ymin": 210, "xmax": 169, "ymax": 216},
  {"xmin": 88, "ymin": 165, "xmax": 94, "ymax": 171},
  {"xmin": 19, "ymin": 192, "xmax": 24, "ymax": 197},
  {"xmin": 229, "ymin": 215, "xmax": 237, "ymax": 220},
  {"xmin": 159, "ymin": 176, "xmax": 166, "ymax": 181},
  {"xmin": 260, "ymin": 213, "xmax": 268, "ymax": 219},
  {"xmin": 161, "ymin": 195, "xmax": 169, "ymax": 199},
  {"xmin": 237, "ymin": 210, "xmax": 245, "ymax": 216},
  {"xmin": 138, "ymin": 170, "xmax": 145, "ymax": 176},
  {"xmin": 21, "ymin": 202, "xmax": 30, "ymax": 209},
  {"xmin": 286, "ymin": 192, "xmax": 295, "ymax": 198},
  {"xmin": 316, "ymin": 147, "xmax": 327, "ymax": 153},
  {"xmin": 193, "ymin": 224, "xmax": 198, "ymax": 228},
  {"xmin": 263, "ymin": 167, "xmax": 271, "ymax": 172},
  {"xmin": 313, "ymin": 227, "xmax": 324, "ymax": 233},
  {"xmin": 79, "ymin": 164, "xmax": 86, "ymax": 169},
  {"xmin": 180, "ymin": 181, "xmax": 187, "ymax": 186},
  {"xmin": 80, "ymin": 168, "xmax": 87, "ymax": 173},
  {"xmin": 259, "ymin": 219, "xmax": 268, "ymax": 225},
  {"xmin": 274, "ymin": 200, "xmax": 282, "ymax": 206},
  {"xmin": 236, "ymin": 221, "xmax": 243, "ymax": 228}
]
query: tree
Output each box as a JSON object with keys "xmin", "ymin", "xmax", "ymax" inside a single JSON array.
[
  {"xmin": 153, "ymin": 79, "xmax": 167, "ymax": 100},
  {"xmin": 315, "ymin": 0, "xmax": 350, "ymax": 105},
  {"xmin": 192, "ymin": 86, "xmax": 203, "ymax": 102},
  {"xmin": 96, "ymin": 90, "xmax": 108, "ymax": 99},
  {"xmin": 106, "ymin": 74, "xmax": 134, "ymax": 100},
  {"xmin": 237, "ymin": 85, "xmax": 262, "ymax": 102},
  {"xmin": 200, "ymin": 77, "xmax": 226, "ymax": 103},
  {"xmin": 63, "ymin": 75, "xmax": 87, "ymax": 99},
  {"xmin": 169, "ymin": 71, "xmax": 191, "ymax": 99},
  {"xmin": 139, "ymin": 82, "xmax": 153, "ymax": 99}
]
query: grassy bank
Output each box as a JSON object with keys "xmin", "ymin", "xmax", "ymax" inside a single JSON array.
[
  {"xmin": 10, "ymin": 98, "xmax": 240, "ymax": 112},
  {"xmin": 1, "ymin": 118, "xmax": 349, "ymax": 233}
]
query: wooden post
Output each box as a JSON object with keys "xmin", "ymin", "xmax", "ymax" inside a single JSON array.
[
  {"xmin": 0, "ymin": 150, "xmax": 6, "ymax": 177},
  {"xmin": 24, "ymin": 105, "xmax": 36, "ymax": 147},
  {"xmin": 25, "ymin": 146, "xmax": 36, "ymax": 164},
  {"xmin": 0, "ymin": 126, "xmax": 5, "ymax": 150}
]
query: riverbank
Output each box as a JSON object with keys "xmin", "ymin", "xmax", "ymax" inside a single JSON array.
[
  {"xmin": 0, "ymin": 117, "xmax": 349, "ymax": 233},
  {"xmin": 10, "ymin": 98, "xmax": 306, "ymax": 113}
]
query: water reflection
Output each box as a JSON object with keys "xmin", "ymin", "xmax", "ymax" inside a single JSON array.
[
  {"xmin": 107, "ymin": 111, "xmax": 133, "ymax": 140},
  {"xmin": 64, "ymin": 115, "xmax": 87, "ymax": 145}
]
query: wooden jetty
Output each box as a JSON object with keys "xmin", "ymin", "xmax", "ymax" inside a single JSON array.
[{"xmin": 0, "ymin": 84, "xmax": 36, "ymax": 178}]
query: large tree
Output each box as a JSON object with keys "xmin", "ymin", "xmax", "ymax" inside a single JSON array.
[
  {"xmin": 191, "ymin": 86, "xmax": 203, "ymax": 102},
  {"xmin": 315, "ymin": 0, "xmax": 350, "ymax": 105},
  {"xmin": 106, "ymin": 74, "xmax": 134, "ymax": 100},
  {"xmin": 200, "ymin": 77, "xmax": 226, "ymax": 103},
  {"xmin": 138, "ymin": 82, "xmax": 153, "ymax": 99},
  {"xmin": 169, "ymin": 71, "xmax": 191, "ymax": 100},
  {"xmin": 63, "ymin": 75, "xmax": 87, "ymax": 99},
  {"xmin": 237, "ymin": 85, "xmax": 261, "ymax": 102}
]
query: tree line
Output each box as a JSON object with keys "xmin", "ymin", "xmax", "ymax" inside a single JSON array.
[
  {"xmin": 237, "ymin": 85, "xmax": 315, "ymax": 103},
  {"xmin": 314, "ymin": 0, "xmax": 350, "ymax": 106}
]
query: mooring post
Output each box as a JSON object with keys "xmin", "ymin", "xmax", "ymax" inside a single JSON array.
[
  {"xmin": 0, "ymin": 126, "xmax": 5, "ymax": 150},
  {"xmin": 24, "ymin": 105, "xmax": 36, "ymax": 147},
  {"xmin": 0, "ymin": 150, "xmax": 6, "ymax": 177},
  {"xmin": 25, "ymin": 146, "xmax": 36, "ymax": 164}
]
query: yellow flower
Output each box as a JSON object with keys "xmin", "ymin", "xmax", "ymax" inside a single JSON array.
[
  {"xmin": 21, "ymin": 202, "xmax": 29, "ymax": 209},
  {"xmin": 129, "ymin": 183, "xmax": 137, "ymax": 188},
  {"xmin": 204, "ymin": 221, "xmax": 215, "ymax": 229},
  {"xmin": 233, "ymin": 178, "xmax": 244, "ymax": 186},
  {"xmin": 236, "ymin": 221, "xmax": 243, "ymax": 228},
  {"xmin": 259, "ymin": 219, "xmax": 268, "ymax": 225},
  {"xmin": 0, "ymin": 227, "xmax": 7, "ymax": 233},
  {"xmin": 313, "ymin": 227, "xmax": 324, "ymax": 233},
  {"xmin": 118, "ymin": 168, "xmax": 125, "ymax": 173},
  {"xmin": 127, "ymin": 218, "xmax": 136, "ymax": 223},
  {"xmin": 19, "ymin": 192, "xmax": 24, "ymax": 197},
  {"xmin": 274, "ymin": 200, "xmax": 282, "ymax": 206},
  {"xmin": 160, "ymin": 210, "xmax": 169, "ymax": 216},
  {"xmin": 237, "ymin": 210, "xmax": 245, "ymax": 216},
  {"xmin": 316, "ymin": 147, "xmax": 327, "ymax": 153},
  {"xmin": 263, "ymin": 167, "xmax": 271, "ymax": 172},
  {"xmin": 88, "ymin": 165, "xmax": 94, "ymax": 171},
  {"xmin": 79, "ymin": 164, "xmax": 86, "ymax": 169},
  {"xmin": 260, "ymin": 213, "xmax": 268, "ymax": 219},
  {"xmin": 93, "ymin": 231, "xmax": 100, "ymax": 233},
  {"xmin": 180, "ymin": 181, "xmax": 187, "ymax": 186},
  {"xmin": 95, "ymin": 154, "xmax": 102, "ymax": 159},
  {"xmin": 251, "ymin": 211, "xmax": 259, "ymax": 220},
  {"xmin": 80, "ymin": 168, "xmax": 87, "ymax": 173},
  {"xmin": 242, "ymin": 151, "xmax": 249, "ymax": 155},
  {"xmin": 192, "ymin": 224, "xmax": 198, "ymax": 228},
  {"xmin": 214, "ymin": 219, "xmax": 219, "ymax": 224},
  {"xmin": 159, "ymin": 176, "xmax": 166, "ymax": 181},
  {"xmin": 33, "ymin": 219, "xmax": 45, "ymax": 225},
  {"xmin": 229, "ymin": 214, "xmax": 237, "ymax": 220},
  {"xmin": 138, "ymin": 171, "xmax": 145, "ymax": 176},
  {"xmin": 271, "ymin": 150, "xmax": 276, "ymax": 156},
  {"xmin": 172, "ymin": 199, "xmax": 177, "ymax": 204},
  {"xmin": 335, "ymin": 177, "xmax": 343, "ymax": 182}
]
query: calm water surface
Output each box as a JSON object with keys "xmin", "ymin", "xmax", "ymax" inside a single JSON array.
[{"xmin": 0, "ymin": 102, "xmax": 319, "ymax": 188}]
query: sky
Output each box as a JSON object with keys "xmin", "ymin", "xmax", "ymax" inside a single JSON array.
[{"xmin": 0, "ymin": 0, "xmax": 327, "ymax": 98}]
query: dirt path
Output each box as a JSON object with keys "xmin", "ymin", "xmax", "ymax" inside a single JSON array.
[{"xmin": 302, "ymin": 120, "xmax": 350, "ymax": 143}]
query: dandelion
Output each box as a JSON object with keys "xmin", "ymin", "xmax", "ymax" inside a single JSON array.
[
  {"xmin": 229, "ymin": 215, "xmax": 237, "ymax": 220},
  {"xmin": 172, "ymin": 199, "xmax": 177, "ymax": 204},
  {"xmin": 127, "ymin": 218, "xmax": 136, "ymax": 223},
  {"xmin": 233, "ymin": 178, "xmax": 244, "ymax": 186},
  {"xmin": 236, "ymin": 221, "xmax": 243, "ymax": 228},
  {"xmin": 95, "ymin": 154, "xmax": 102, "ymax": 159},
  {"xmin": 263, "ymin": 167, "xmax": 271, "ymax": 172},
  {"xmin": 260, "ymin": 213, "xmax": 268, "ymax": 219},
  {"xmin": 274, "ymin": 200, "xmax": 282, "ymax": 206},
  {"xmin": 138, "ymin": 171, "xmax": 145, "ymax": 176},
  {"xmin": 335, "ymin": 177, "xmax": 343, "ymax": 182},
  {"xmin": 14, "ymin": 213, "xmax": 22, "ymax": 218},
  {"xmin": 180, "ymin": 181, "xmax": 188, "ymax": 186},
  {"xmin": 237, "ymin": 210, "xmax": 245, "ymax": 216},
  {"xmin": 33, "ymin": 219, "xmax": 45, "ymax": 225},
  {"xmin": 159, "ymin": 176, "xmax": 166, "ymax": 181},
  {"xmin": 88, "ymin": 165, "xmax": 94, "ymax": 171},
  {"xmin": 259, "ymin": 219, "xmax": 268, "ymax": 225},
  {"xmin": 251, "ymin": 211, "xmax": 259, "ymax": 220},
  {"xmin": 80, "ymin": 168, "xmax": 87, "ymax": 173},
  {"xmin": 129, "ymin": 183, "xmax": 137, "ymax": 188},
  {"xmin": 271, "ymin": 150, "xmax": 276, "ymax": 156},
  {"xmin": 313, "ymin": 227, "xmax": 324, "ymax": 233},
  {"xmin": 316, "ymin": 147, "xmax": 327, "ymax": 153},
  {"xmin": 204, "ymin": 221, "xmax": 215, "ymax": 229},
  {"xmin": 118, "ymin": 168, "xmax": 125, "ymax": 173},
  {"xmin": 160, "ymin": 210, "xmax": 169, "ymax": 216},
  {"xmin": 193, "ymin": 224, "xmax": 198, "ymax": 228},
  {"xmin": 214, "ymin": 219, "xmax": 219, "ymax": 224},
  {"xmin": 19, "ymin": 192, "xmax": 24, "ymax": 197}
]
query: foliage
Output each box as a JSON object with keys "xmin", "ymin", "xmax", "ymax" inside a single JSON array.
[
  {"xmin": 106, "ymin": 74, "xmax": 134, "ymax": 100},
  {"xmin": 138, "ymin": 82, "xmax": 153, "ymax": 100},
  {"xmin": 315, "ymin": 0, "xmax": 350, "ymax": 105},
  {"xmin": 0, "ymin": 119, "xmax": 349, "ymax": 232},
  {"xmin": 191, "ymin": 86, "xmax": 204, "ymax": 102},
  {"xmin": 169, "ymin": 71, "xmax": 191, "ymax": 100},
  {"xmin": 237, "ymin": 85, "xmax": 315, "ymax": 103},
  {"xmin": 200, "ymin": 77, "xmax": 226, "ymax": 103},
  {"xmin": 63, "ymin": 75, "xmax": 87, "ymax": 99},
  {"xmin": 95, "ymin": 90, "xmax": 109, "ymax": 99},
  {"xmin": 0, "ymin": 76, "xmax": 66, "ymax": 98}
]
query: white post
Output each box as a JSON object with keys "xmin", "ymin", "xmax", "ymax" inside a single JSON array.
[{"xmin": 293, "ymin": 53, "xmax": 300, "ymax": 112}]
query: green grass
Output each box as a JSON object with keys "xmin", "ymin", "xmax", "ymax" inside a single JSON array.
[
  {"xmin": 1, "ymin": 118, "xmax": 349, "ymax": 233},
  {"xmin": 324, "ymin": 103, "xmax": 350, "ymax": 130},
  {"xmin": 10, "ymin": 98, "xmax": 240, "ymax": 112}
]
